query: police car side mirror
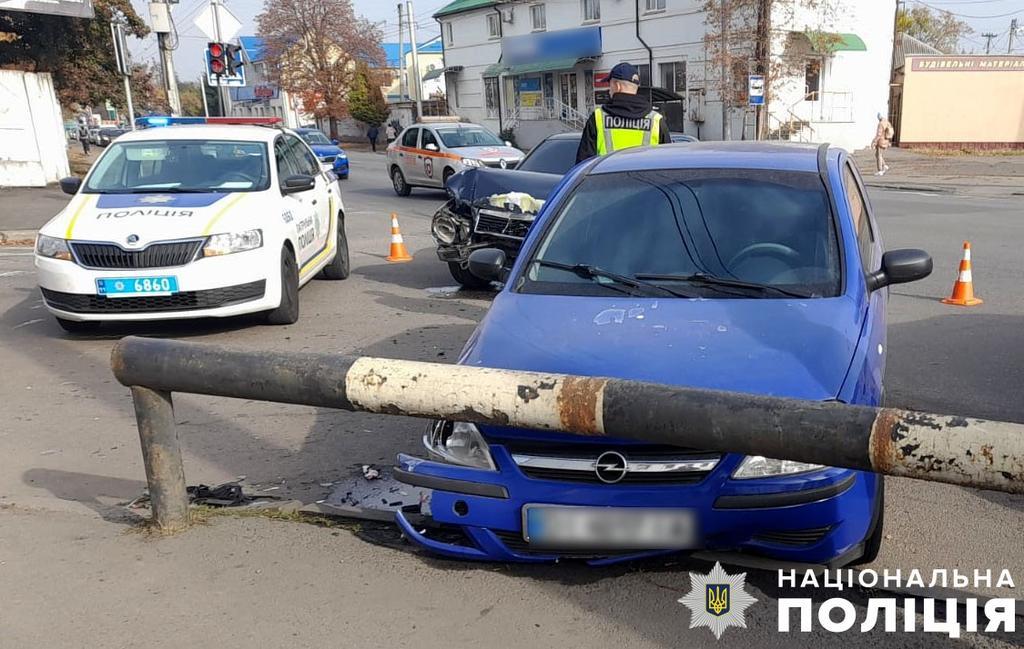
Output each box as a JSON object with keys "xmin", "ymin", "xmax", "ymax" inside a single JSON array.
[
  {"xmin": 282, "ymin": 174, "xmax": 316, "ymax": 194},
  {"xmin": 425, "ymin": 143, "xmax": 439, "ymax": 152},
  {"xmin": 468, "ymin": 248, "xmax": 506, "ymax": 283},
  {"xmin": 59, "ymin": 176, "xmax": 82, "ymax": 195}
]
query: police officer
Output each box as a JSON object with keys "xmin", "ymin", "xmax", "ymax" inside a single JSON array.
[{"xmin": 576, "ymin": 62, "xmax": 671, "ymax": 164}]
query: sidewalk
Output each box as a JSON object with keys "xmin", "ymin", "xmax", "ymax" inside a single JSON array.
[
  {"xmin": 851, "ymin": 147, "xmax": 1024, "ymax": 199},
  {"xmin": 0, "ymin": 145, "xmax": 97, "ymax": 244}
]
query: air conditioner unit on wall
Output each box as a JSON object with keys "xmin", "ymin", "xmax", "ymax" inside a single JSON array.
[
  {"xmin": 688, "ymin": 88, "xmax": 706, "ymax": 123},
  {"xmin": 500, "ymin": 6, "xmax": 514, "ymax": 23}
]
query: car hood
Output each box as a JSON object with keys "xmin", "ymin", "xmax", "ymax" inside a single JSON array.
[
  {"xmin": 451, "ymin": 145, "xmax": 523, "ymax": 162},
  {"xmin": 445, "ymin": 167, "xmax": 562, "ymax": 208},
  {"xmin": 309, "ymin": 144, "xmax": 343, "ymax": 157},
  {"xmin": 461, "ymin": 293, "xmax": 864, "ymax": 401},
  {"xmin": 41, "ymin": 191, "xmax": 261, "ymax": 244}
]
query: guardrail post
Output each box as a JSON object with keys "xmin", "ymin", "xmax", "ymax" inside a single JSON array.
[{"xmin": 130, "ymin": 386, "xmax": 189, "ymax": 530}]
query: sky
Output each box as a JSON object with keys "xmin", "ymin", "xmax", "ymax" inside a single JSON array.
[{"xmin": 126, "ymin": 0, "xmax": 1024, "ymax": 82}]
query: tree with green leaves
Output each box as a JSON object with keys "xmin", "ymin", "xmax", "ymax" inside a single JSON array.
[
  {"xmin": 896, "ymin": 5, "xmax": 973, "ymax": 54},
  {"xmin": 0, "ymin": 0, "xmax": 151, "ymax": 114},
  {"xmin": 347, "ymin": 62, "xmax": 389, "ymax": 127}
]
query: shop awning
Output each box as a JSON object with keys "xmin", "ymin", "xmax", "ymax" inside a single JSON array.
[
  {"xmin": 504, "ymin": 57, "xmax": 581, "ymax": 75},
  {"xmin": 483, "ymin": 62, "xmax": 505, "ymax": 77},
  {"xmin": 422, "ymin": 65, "xmax": 463, "ymax": 81},
  {"xmin": 792, "ymin": 31, "xmax": 867, "ymax": 53}
]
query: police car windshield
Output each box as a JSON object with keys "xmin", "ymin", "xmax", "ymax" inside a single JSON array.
[
  {"xmin": 300, "ymin": 131, "xmax": 332, "ymax": 146},
  {"xmin": 435, "ymin": 127, "xmax": 504, "ymax": 148},
  {"xmin": 83, "ymin": 140, "xmax": 270, "ymax": 194},
  {"xmin": 523, "ymin": 169, "xmax": 841, "ymax": 298}
]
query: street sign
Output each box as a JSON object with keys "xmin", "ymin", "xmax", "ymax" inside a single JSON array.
[
  {"xmin": 110, "ymin": 21, "xmax": 131, "ymax": 76},
  {"xmin": 748, "ymin": 75, "xmax": 765, "ymax": 106},
  {"xmin": 193, "ymin": 3, "xmax": 241, "ymax": 42}
]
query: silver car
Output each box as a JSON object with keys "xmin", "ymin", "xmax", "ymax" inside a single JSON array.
[{"xmin": 386, "ymin": 122, "xmax": 525, "ymax": 196}]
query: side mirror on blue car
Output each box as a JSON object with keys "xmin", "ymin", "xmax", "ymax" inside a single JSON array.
[{"xmin": 866, "ymin": 249, "xmax": 933, "ymax": 291}]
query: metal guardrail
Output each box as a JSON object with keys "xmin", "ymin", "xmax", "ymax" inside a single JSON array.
[{"xmin": 110, "ymin": 336, "xmax": 1024, "ymax": 531}]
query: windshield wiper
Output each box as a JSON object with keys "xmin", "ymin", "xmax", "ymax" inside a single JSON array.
[
  {"xmin": 533, "ymin": 260, "xmax": 694, "ymax": 298},
  {"xmin": 634, "ymin": 272, "xmax": 812, "ymax": 298}
]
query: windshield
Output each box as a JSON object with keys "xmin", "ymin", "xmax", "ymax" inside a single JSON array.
[
  {"xmin": 518, "ymin": 138, "xmax": 580, "ymax": 175},
  {"xmin": 299, "ymin": 131, "xmax": 332, "ymax": 146},
  {"xmin": 522, "ymin": 169, "xmax": 841, "ymax": 298},
  {"xmin": 84, "ymin": 140, "xmax": 270, "ymax": 193},
  {"xmin": 435, "ymin": 126, "xmax": 504, "ymax": 148}
]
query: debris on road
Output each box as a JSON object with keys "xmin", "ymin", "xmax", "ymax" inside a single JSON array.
[{"xmin": 361, "ymin": 464, "xmax": 380, "ymax": 480}]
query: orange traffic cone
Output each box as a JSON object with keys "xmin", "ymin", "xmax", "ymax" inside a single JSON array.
[
  {"xmin": 386, "ymin": 213, "xmax": 413, "ymax": 263},
  {"xmin": 941, "ymin": 241, "xmax": 982, "ymax": 306}
]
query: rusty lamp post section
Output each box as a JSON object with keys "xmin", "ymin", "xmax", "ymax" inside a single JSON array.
[{"xmin": 111, "ymin": 336, "xmax": 1024, "ymax": 531}]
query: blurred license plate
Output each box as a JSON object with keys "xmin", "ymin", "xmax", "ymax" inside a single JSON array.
[
  {"xmin": 97, "ymin": 276, "xmax": 178, "ymax": 297},
  {"xmin": 523, "ymin": 506, "xmax": 696, "ymax": 549}
]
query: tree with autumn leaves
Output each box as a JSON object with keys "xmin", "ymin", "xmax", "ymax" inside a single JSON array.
[
  {"xmin": 257, "ymin": 0, "xmax": 385, "ymax": 138},
  {"xmin": 0, "ymin": 0, "xmax": 161, "ymax": 116}
]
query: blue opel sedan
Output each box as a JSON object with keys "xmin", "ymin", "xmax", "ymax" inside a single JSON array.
[
  {"xmin": 295, "ymin": 128, "xmax": 349, "ymax": 179},
  {"xmin": 394, "ymin": 142, "xmax": 932, "ymax": 567}
]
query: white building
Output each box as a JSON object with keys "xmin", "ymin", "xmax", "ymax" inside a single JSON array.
[
  {"xmin": 227, "ymin": 36, "xmax": 309, "ymax": 128},
  {"xmin": 433, "ymin": 0, "xmax": 895, "ymax": 150}
]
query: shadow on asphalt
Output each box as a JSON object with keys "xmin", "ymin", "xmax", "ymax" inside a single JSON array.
[{"xmin": 21, "ymin": 468, "xmax": 145, "ymax": 525}]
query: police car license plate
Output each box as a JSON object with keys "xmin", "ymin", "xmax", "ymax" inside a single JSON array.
[
  {"xmin": 523, "ymin": 505, "xmax": 696, "ymax": 549},
  {"xmin": 97, "ymin": 276, "xmax": 179, "ymax": 297}
]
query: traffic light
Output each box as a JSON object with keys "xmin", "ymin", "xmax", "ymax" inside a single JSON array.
[
  {"xmin": 225, "ymin": 43, "xmax": 244, "ymax": 77},
  {"xmin": 207, "ymin": 41, "xmax": 226, "ymax": 76}
]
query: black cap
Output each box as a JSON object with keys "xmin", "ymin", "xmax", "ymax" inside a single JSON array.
[{"xmin": 609, "ymin": 62, "xmax": 640, "ymax": 84}]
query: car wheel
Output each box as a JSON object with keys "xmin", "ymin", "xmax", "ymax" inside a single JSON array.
[
  {"xmin": 265, "ymin": 247, "xmax": 300, "ymax": 325},
  {"xmin": 320, "ymin": 218, "xmax": 350, "ymax": 280},
  {"xmin": 850, "ymin": 476, "xmax": 884, "ymax": 565},
  {"xmin": 392, "ymin": 166, "xmax": 411, "ymax": 196},
  {"xmin": 442, "ymin": 167, "xmax": 454, "ymax": 188},
  {"xmin": 56, "ymin": 317, "xmax": 101, "ymax": 334},
  {"xmin": 447, "ymin": 261, "xmax": 492, "ymax": 290}
]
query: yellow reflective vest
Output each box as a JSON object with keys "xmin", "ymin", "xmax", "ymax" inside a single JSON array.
[{"xmin": 594, "ymin": 107, "xmax": 663, "ymax": 155}]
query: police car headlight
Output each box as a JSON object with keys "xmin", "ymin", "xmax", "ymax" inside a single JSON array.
[
  {"xmin": 461, "ymin": 158, "xmax": 485, "ymax": 168},
  {"xmin": 423, "ymin": 420, "xmax": 495, "ymax": 470},
  {"xmin": 732, "ymin": 455, "xmax": 825, "ymax": 479},
  {"xmin": 203, "ymin": 229, "xmax": 263, "ymax": 257},
  {"xmin": 35, "ymin": 234, "xmax": 72, "ymax": 261}
]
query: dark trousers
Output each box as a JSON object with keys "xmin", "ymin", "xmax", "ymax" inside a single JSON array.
[
  {"xmin": 368, "ymin": 137, "xmax": 377, "ymax": 152},
  {"xmin": 81, "ymin": 137, "xmax": 90, "ymax": 154}
]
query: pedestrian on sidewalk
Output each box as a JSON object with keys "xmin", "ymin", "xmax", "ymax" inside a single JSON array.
[
  {"xmin": 385, "ymin": 123, "xmax": 397, "ymax": 145},
  {"xmin": 872, "ymin": 112, "xmax": 894, "ymax": 176},
  {"xmin": 78, "ymin": 120, "xmax": 91, "ymax": 155},
  {"xmin": 367, "ymin": 124, "xmax": 380, "ymax": 153}
]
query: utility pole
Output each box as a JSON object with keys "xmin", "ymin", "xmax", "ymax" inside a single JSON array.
[
  {"xmin": 397, "ymin": 3, "xmax": 406, "ymax": 100},
  {"xmin": 110, "ymin": 10, "xmax": 136, "ymax": 129},
  {"xmin": 753, "ymin": 0, "xmax": 769, "ymax": 140},
  {"xmin": 981, "ymin": 32, "xmax": 997, "ymax": 54},
  {"xmin": 211, "ymin": 0, "xmax": 230, "ymax": 115},
  {"xmin": 406, "ymin": 0, "xmax": 424, "ymax": 120},
  {"xmin": 720, "ymin": 0, "xmax": 731, "ymax": 140},
  {"xmin": 1009, "ymin": 19, "xmax": 1018, "ymax": 54},
  {"xmin": 152, "ymin": 1, "xmax": 182, "ymax": 115}
]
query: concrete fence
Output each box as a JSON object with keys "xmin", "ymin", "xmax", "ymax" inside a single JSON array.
[{"xmin": 110, "ymin": 336, "xmax": 1024, "ymax": 531}]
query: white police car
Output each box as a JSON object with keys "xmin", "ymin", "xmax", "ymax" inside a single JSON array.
[{"xmin": 35, "ymin": 120, "xmax": 349, "ymax": 332}]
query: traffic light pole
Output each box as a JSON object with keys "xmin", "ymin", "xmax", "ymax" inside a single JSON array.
[
  {"xmin": 406, "ymin": 0, "xmax": 424, "ymax": 120},
  {"xmin": 211, "ymin": 0, "xmax": 230, "ymax": 116}
]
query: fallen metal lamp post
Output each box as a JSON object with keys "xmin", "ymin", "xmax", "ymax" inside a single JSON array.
[{"xmin": 111, "ymin": 336, "xmax": 1024, "ymax": 531}]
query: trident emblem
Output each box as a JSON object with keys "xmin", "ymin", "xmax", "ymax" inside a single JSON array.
[{"xmin": 706, "ymin": 584, "xmax": 730, "ymax": 616}]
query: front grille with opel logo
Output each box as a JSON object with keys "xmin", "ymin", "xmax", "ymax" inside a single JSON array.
[
  {"xmin": 474, "ymin": 208, "xmax": 533, "ymax": 240},
  {"xmin": 70, "ymin": 239, "xmax": 204, "ymax": 270},
  {"xmin": 504, "ymin": 442, "xmax": 720, "ymax": 485}
]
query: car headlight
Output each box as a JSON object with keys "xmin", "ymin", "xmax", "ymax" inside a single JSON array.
[
  {"xmin": 732, "ymin": 455, "xmax": 825, "ymax": 479},
  {"xmin": 461, "ymin": 158, "xmax": 485, "ymax": 168},
  {"xmin": 35, "ymin": 234, "xmax": 72, "ymax": 261},
  {"xmin": 336, "ymin": 154, "xmax": 347, "ymax": 160},
  {"xmin": 203, "ymin": 229, "xmax": 263, "ymax": 257},
  {"xmin": 431, "ymin": 212, "xmax": 461, "ymax": 245},
  {"xmin": 423, "ymin": 420, "xmax": 495, "ymax": 470}
]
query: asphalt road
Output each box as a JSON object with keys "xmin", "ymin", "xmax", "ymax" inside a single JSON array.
[{"xmin": 1, "ymin": 150, "xmax": 1021, "ymax": 648}]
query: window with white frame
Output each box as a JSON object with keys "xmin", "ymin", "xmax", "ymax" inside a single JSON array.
[
  {"xmin": 659, "ymin": 61, "xmax": 686, "ymax": 94},
  {"xmin": 486, "ymin": 13, "xmax": 501, "ymax": 38},
  {"xmin": 582, "ymin": 0, "xmax": 600, "ymax": 22},
  {"xmin": 645, "ymin": 0, "xmax": 666, "ymax": 11},
  {"xmin": 444, "ymin": 22, "xmax": 454, "ymax": 46},
  {"xmin": 530, "ymin": 4, "xmax": 546, "ymax": 31}
]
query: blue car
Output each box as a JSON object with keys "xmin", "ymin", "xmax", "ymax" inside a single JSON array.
[
  {"xmin": 295, "ymin": 128, "xmax": 349, "ymax": 179},
  {"xmin": 394, "ymin": 142, "xmax": 932, "ymax": 566}
]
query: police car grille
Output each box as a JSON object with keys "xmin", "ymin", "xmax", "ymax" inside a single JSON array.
[
  {"xmin": 482, "ymin": 160, "xmax": 516, "ymax": 169},
  {"xmin": 40, "ymin": 280, "xmax": 265, "ymax": 314},
  {"xmin": 474, "ymin": 211, "xmax": 531, "ymax": 239},
  {"xmin": 71, "ymin": 240, "xmax": 204, "ymax": 270}
]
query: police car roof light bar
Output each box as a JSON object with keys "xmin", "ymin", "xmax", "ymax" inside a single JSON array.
[{"xmin": 134, "ymin": 116, "xmax": 283, "ymax": 129}]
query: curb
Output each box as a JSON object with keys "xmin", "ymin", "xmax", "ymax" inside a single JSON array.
[
  {"xmin": 863, "ymin": 181, "xmax": 957, "ymax": 194},
  {"xmin": 0, "ymin": 230, "xmax": 37, "ymax": 246}
]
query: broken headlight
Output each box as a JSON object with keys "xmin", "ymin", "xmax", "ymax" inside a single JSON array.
[
  {"xmin": 431, "ymin": 212, "xmax": 460, "ymax": 245},
  {"xmin": 423, "ymin": 420, "xmax": 496, "ymax": 470},
  {"xmin": 732, "ymin": 455, "xmax": 825, "ymax": 479}
]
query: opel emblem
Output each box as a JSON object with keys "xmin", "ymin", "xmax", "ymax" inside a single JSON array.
[
  {"xmin": 126, "ymin": 234, "xmax": 140, "ymax": 245},
  {"xmin": 499, "ymin": 158, "xmax": 507, "ymax": 169},
  {"xmin": 594, "ymin": 451, "xmax": 628, "ymax": 484}
]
